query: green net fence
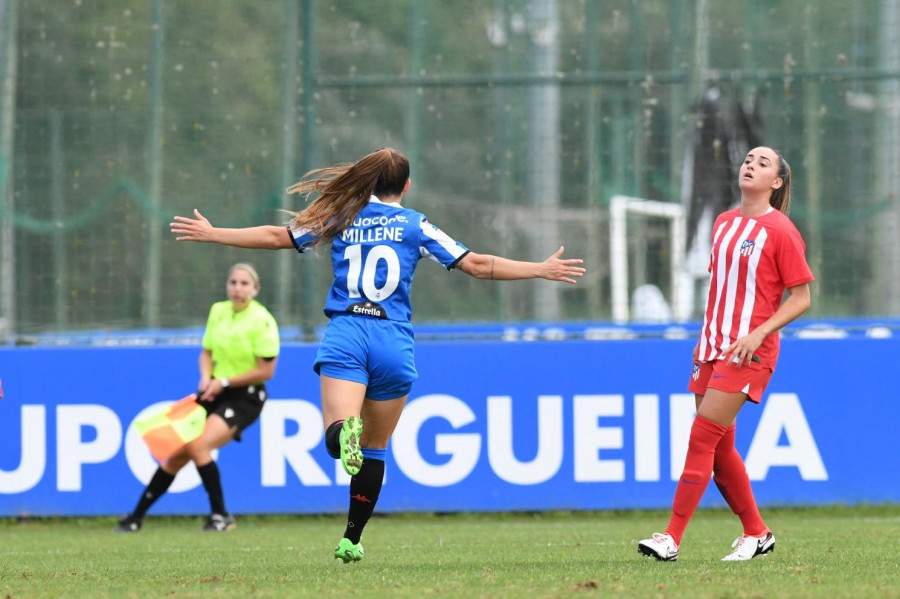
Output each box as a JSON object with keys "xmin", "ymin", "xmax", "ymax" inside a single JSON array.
[{"xmin": 1, "ymin": 0, "xmax": 899, "ymax": 340}]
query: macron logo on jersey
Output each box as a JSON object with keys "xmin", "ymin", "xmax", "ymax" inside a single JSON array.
[
  {"xmin": 341, "ymin": 213, "xmax": 410, "ymax": 244},
  {"xmin": 351, "ymin": 214, "xmax": 408, "ymax": 227}
]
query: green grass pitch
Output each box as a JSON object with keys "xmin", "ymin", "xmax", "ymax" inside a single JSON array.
[{"xmin": 1, "ymin": 506, "xmax": 899, "ymax": 598}]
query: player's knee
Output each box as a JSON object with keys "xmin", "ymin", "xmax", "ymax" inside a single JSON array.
[{"xmin": 325, "ymin": 420, "xmax": 343, "ymax": 459}]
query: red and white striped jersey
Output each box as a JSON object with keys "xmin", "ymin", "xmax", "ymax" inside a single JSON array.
[{"xmin": 697, "ymin": 207, "xmax": 814, "ymax": 368}]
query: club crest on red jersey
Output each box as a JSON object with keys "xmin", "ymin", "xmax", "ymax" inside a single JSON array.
[
  {"xmin": 740, "ymin": 239, "xmax": 756, "ymax": 257},
  {"xmin": 691, "ymin": 362, "xmax": 701, "ymax": 381}
]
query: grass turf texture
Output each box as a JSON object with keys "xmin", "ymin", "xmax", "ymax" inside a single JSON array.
[{"xmin": 1, "ymin": 506, "xmax": 898, "ymax": 598}]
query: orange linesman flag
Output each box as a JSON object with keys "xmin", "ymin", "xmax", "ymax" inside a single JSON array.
[{"xmin": 134, "ymin": 394, "xmax": 206, "ymax": 462}]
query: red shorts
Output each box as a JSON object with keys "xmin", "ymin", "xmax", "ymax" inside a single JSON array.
[{"xmin": 687, "ymin": 359, "xmax": 774, "ymax": 404}]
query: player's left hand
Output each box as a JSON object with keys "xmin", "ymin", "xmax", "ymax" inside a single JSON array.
[
  {"xmin": 539, "ymin": 246, "xmax": 586, "ymax": 284},
  {"xmin": 722, "ymin": 330, "xmax": 765, "ymax": 368}
]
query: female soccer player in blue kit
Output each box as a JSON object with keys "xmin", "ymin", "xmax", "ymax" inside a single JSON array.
[{"xmin": 170, "ymin": 147, "xmax": 585, "ymax": 563}]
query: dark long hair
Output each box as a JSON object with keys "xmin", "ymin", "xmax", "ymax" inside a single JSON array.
[{"xmin": 287, "ymin": 148, "xmax": 410, "ymax": 245}]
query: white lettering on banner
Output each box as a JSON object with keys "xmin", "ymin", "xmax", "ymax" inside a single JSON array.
[
  {"xmin": 0, "ymin": 405, "xmax": 46, "ymax": 493},
  {"xmin": 487, "ymin": 395, "xmax": 563, "ymax": 484},
  {"xmin": 663, "ymin": 393, "xmax": 827, "ymax": 482},
  {"xmin": 392, "ymin": 394, "xmax": 481, "ymax": 487},
  {"xmin": 260, "ymin": 400, "xmax": 331, "ymax": 487},
  {"xmin": 745, "ymin": 393, "xmax": 828, "ymax": 480},
  {"xmin": 253, "ymin": 399, "xmax": 359, "ymax": 487},
  {"xmin": 669, "ymin": 394, "xmax": 697, "ymax": 480},
  {"xmin": 57, "ymin": 405, "xmax": 122, "ymax": 491},
  {"xmin": 0, "ymin": 393, "xmax": 828, "ymax": 497},
  {"xmin": 573, "ymin": 395, "xmax": 625, "ymax": 482},
  {"xmin": 634, "ymin": 395, "xmax": 659, "ymax": 481},
  {"xmin": 123, "ymin": 401, "xmax": 216, "ymax": 493}
]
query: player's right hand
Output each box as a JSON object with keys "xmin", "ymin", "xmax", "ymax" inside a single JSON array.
[{"xmin": 170, "ymin": 209, "xmax": 215, "ymax": 242}]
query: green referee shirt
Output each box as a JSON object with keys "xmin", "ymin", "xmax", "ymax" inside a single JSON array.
[{"xmin": 202, "ymin": 300, "xmax": 280, "ymax": 380}]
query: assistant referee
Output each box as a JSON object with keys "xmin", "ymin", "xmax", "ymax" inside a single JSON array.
[{"xmin": 116, "ymin": 263, "xmax": 280, "ymax": 532}]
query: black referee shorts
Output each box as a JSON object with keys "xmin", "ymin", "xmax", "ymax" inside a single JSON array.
[{"xmin": 199, "ymin": 384, "xmax": 268, "ymax": 441}]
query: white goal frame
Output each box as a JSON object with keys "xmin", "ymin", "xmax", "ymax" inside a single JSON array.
[{"xmin": 609, "ymin": 195, "xmax": 688, "ymax": 323}]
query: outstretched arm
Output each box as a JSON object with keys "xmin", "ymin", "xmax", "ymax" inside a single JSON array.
[
  {"xmin": 170, "ymin": 209, "xmax": 294, "ymax": 250},
  {"xmin": 456, "ymin": 246, "xmax": 585, "ymax": 284}
]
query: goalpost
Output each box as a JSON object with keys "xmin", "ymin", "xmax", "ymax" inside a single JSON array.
[{"xmin": 609, "ymin": 195, "xmax": 689, "ymax": 323}]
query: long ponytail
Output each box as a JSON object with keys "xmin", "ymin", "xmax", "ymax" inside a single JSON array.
[
  {"xmin": 769, "ymin": 149, "xmax": 791, "ymax": 215},
  {"xmin": 288, "ymin": 148, "xmax": 410, "ymax": 244}
]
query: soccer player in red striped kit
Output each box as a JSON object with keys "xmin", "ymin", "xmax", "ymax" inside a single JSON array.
[{"xmin": 639, "ymin": 146, "xmax": 814, "ymax": 561}]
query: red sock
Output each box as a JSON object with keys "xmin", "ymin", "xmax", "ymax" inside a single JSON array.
[
  {"xmin": 712, "ymin": 425, "xmax": 740, "ymax": 511},
  {"xmin": 713, "ymin": 424, "xmax": 768, "ymax": 537},
  {"xmin": 665, "ymin": 415, "xmax": 727, "ymax": 545}
]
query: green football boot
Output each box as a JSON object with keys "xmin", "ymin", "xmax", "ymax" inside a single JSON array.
[
  {"xmin": 339, "ymin": 417, "xmax": 364, "ymax": 476},
  {"xmin": 334, "ymin": 537, "xmax": 364, "ymax": 563}
]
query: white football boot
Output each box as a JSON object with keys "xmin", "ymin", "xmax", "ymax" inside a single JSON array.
[
  {"xmin": 721, "ymin": 531, "xmax": 775, "ymax": 561},
  {"xmin": 638, "ymin": 532, "xmax": 679, "ymax": 561}
]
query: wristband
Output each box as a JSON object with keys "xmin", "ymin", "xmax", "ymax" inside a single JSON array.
[{"xmin": 220, "ymin": 378, "xmax": 230, "ymax": 389}]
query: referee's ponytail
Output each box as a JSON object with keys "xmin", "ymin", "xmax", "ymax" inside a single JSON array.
[{"xmin": 286, "ymin": 148, "xmax": 410, "ymax": 245}]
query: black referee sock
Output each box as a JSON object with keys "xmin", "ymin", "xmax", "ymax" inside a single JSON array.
[
  {"xmin": 132, "ymin": 467, "xmax": 175, "ymax": 519},
  {"xmin": 343, "ymin": 458, "xmax": 385, "ymax": 544},
  {"xmin": 325, "ymin": 420, "xmax": 344, "ymax": 459},
  {"xmin": 197, "ymin": 461, "xmax": 227, "ymax": 515}
]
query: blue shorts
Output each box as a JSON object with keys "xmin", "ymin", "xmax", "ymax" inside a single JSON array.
[{"xmin": 314, "ymin": 314, "xmax": 417, "ymax": 400}]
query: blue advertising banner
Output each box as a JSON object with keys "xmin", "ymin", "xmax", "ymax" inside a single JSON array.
[{"xmin": 0, "ymin": 335, "xmax": 894, "ymax": 516}]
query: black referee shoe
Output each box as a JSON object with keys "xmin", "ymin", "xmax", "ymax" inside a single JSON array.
[
  {"xmin": 202, "ymin": 512, "xmax": 236, "ymax": 532},
  {"xmin": 114, "ymin": 515, "xmax": 142, "ymax": 533}
]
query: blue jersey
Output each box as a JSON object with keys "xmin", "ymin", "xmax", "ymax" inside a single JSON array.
[{"xmin": 289, "ymin": 196, "xmax": 469, "ymax": 323}]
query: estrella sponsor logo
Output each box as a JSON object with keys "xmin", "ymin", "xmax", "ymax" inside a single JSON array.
[{"xmin": 348, "ymin": 301, "xmax": 387, "ymax": 319}]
